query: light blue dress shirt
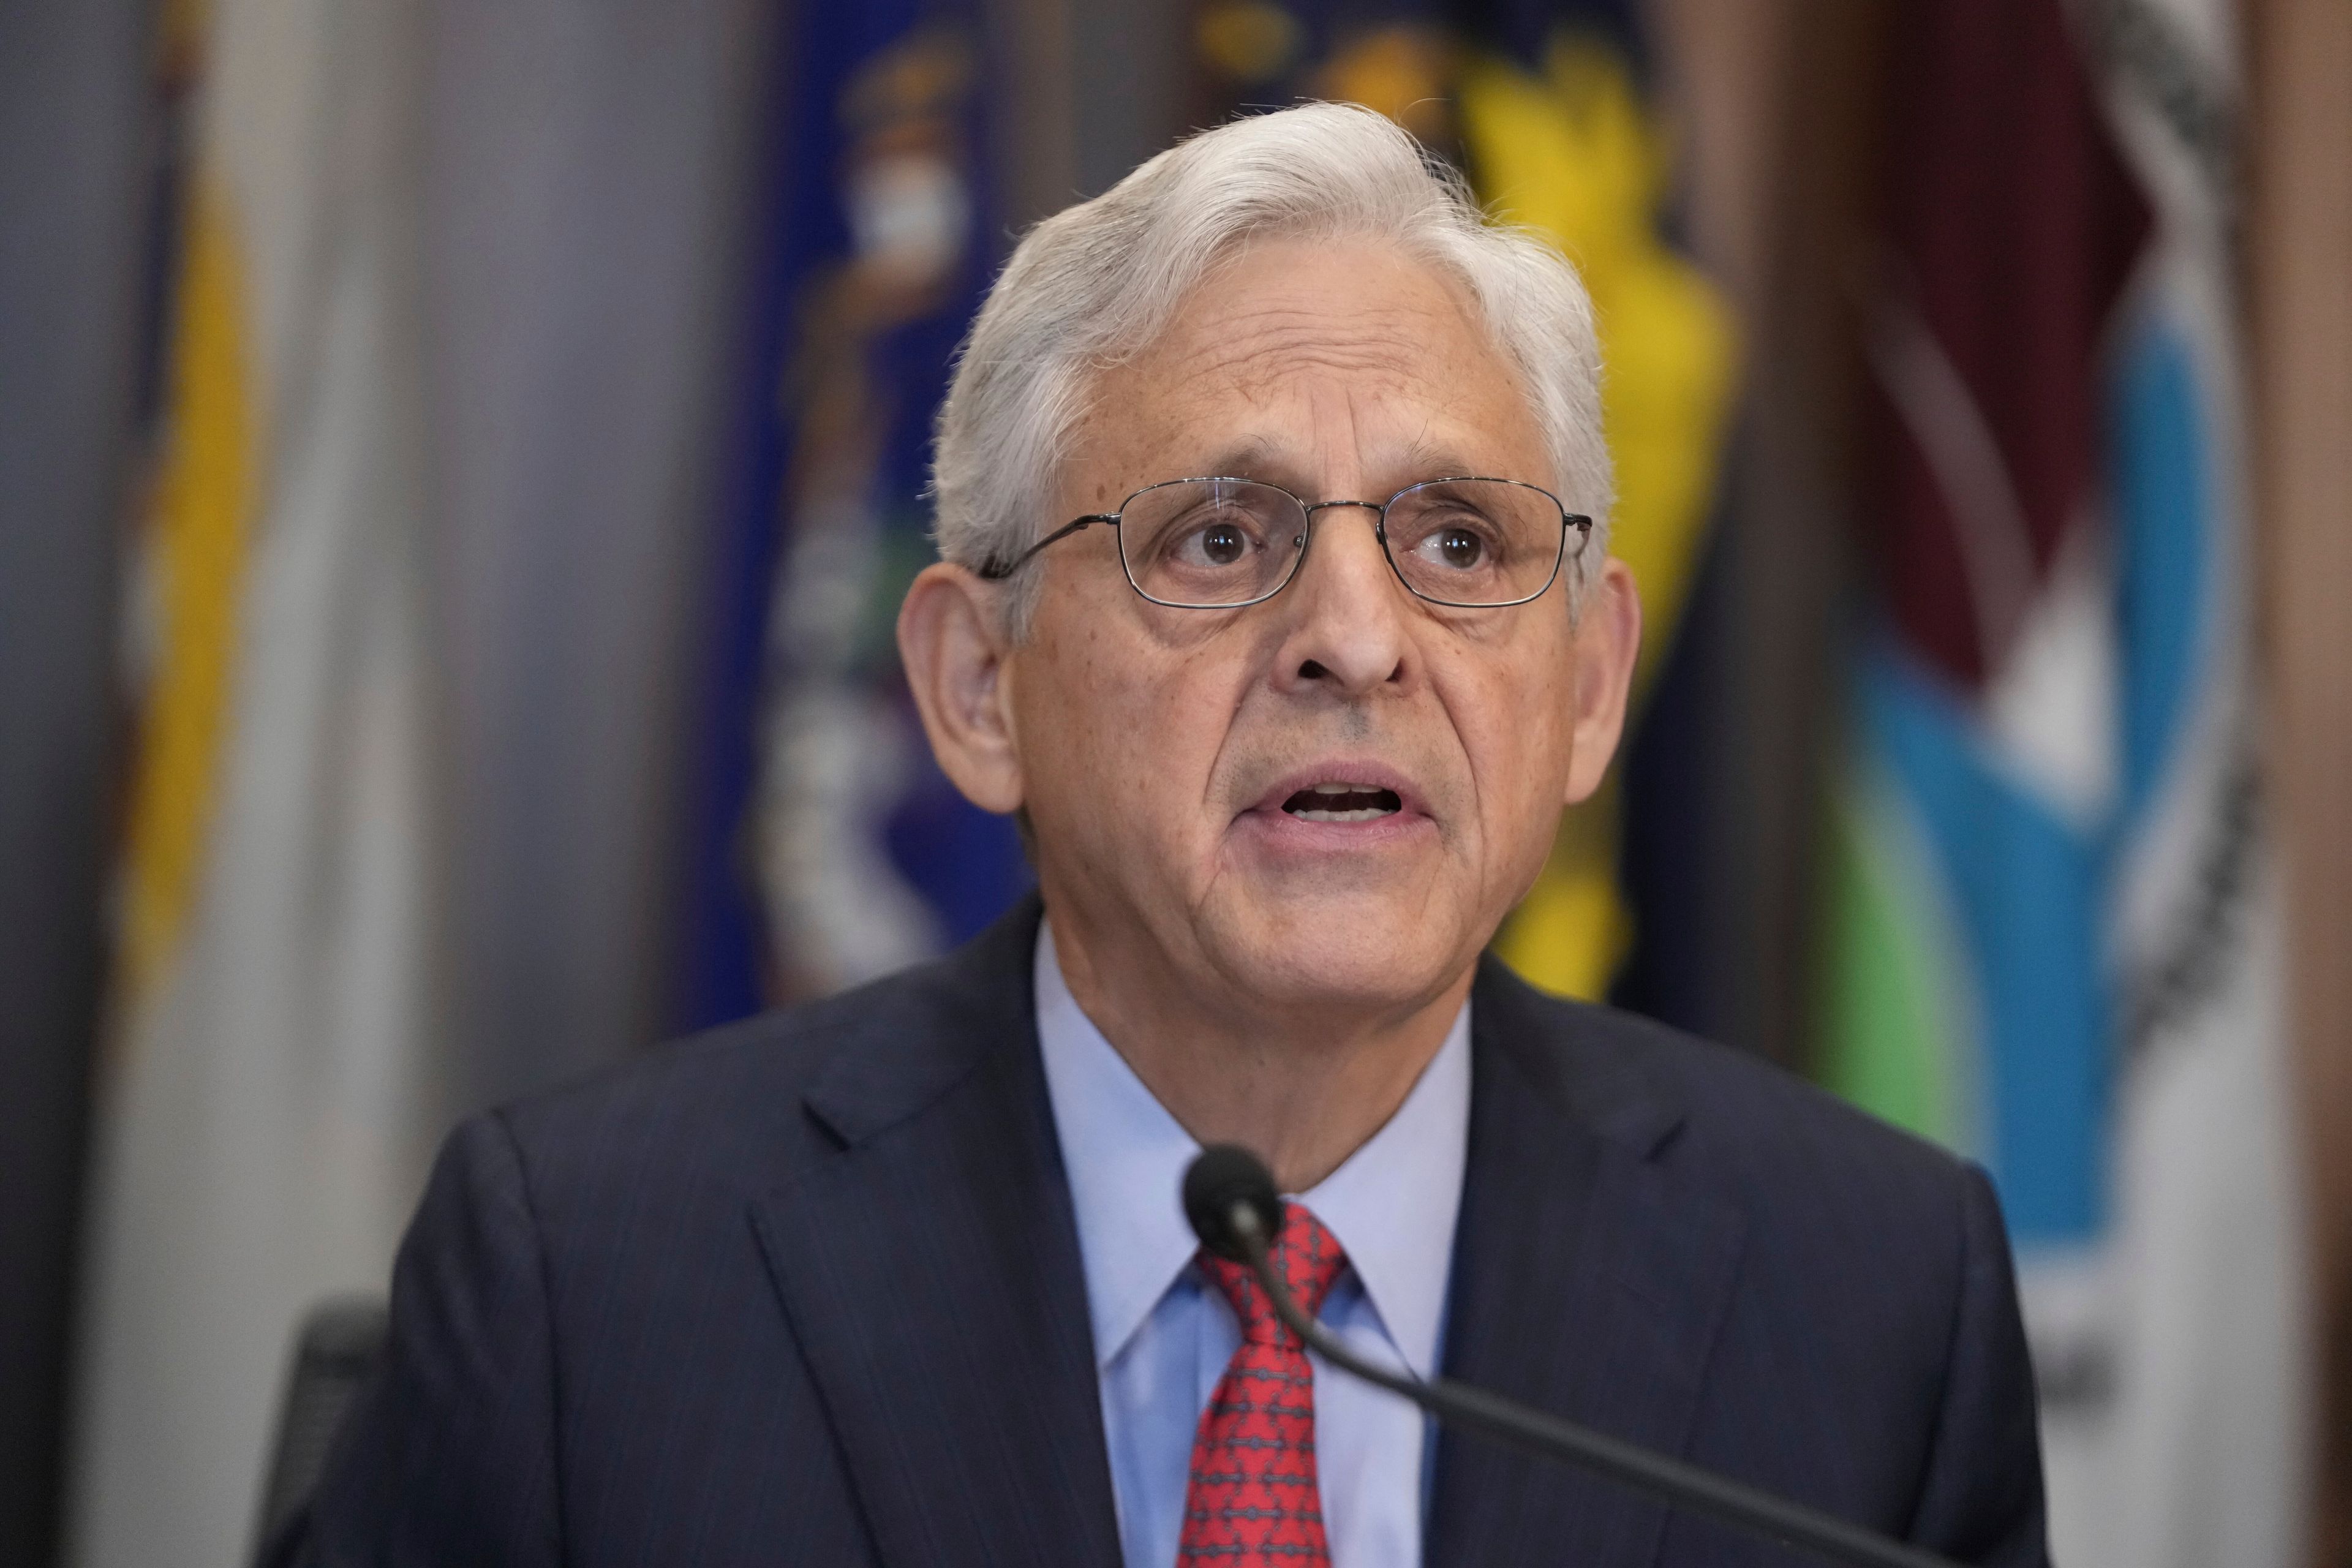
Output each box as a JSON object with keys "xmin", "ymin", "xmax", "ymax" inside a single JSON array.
[{"xmin": 1034, "ymin": 921, "xmax": 1471, "ymax": 1568}]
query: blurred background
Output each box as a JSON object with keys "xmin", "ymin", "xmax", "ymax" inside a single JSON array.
[{"xmin": 2, "ymin": 0, "xmax": 2345, "ymax": 1564}]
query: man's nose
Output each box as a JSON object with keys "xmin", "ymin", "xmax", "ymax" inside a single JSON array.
[{"xmin": 1268, "ymin": 502, "xmax": 1410, "ymax": 697}]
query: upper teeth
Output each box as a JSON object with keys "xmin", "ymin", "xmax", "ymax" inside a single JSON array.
[{"xmin": 1290, "ymin": 782, "xmax": 1397, "ymax": 823}]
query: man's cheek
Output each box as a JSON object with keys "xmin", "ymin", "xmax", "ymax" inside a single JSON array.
[{"xmin": 1066, "ymin": 696, "xmax": 1175, "ymax": 843}]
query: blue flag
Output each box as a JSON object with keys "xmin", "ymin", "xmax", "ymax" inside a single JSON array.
[{"xmin": 676, "ymin": 1, "xmax": 1028, "ymax": 1027}]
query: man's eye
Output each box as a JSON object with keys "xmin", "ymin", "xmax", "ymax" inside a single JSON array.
[
  {"xmin": 1414, "ymin": 521, "xmax": 1493, "ymax": 570},
  {"xmin": 1177, "ymin": 516, "xmax": 1255, "ymax": 567}
]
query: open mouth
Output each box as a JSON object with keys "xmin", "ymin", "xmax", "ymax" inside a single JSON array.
[{"xmin": 1281, "ymin": 783, "xmax": 1404, "ymax": 823}]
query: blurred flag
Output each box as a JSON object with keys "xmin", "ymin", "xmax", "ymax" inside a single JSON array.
[
  {"xmin": 674, "ymin": 1, "xmax": 1028, "ymax": 1022},
  {"xmin": 70, "ymin": 0, "xmax": 442, "ymax": 1563},
  {"xmin": 1193, "ymin": 0, "xmax": 1738, "ymax": 1001},
  {"xmin": 1817, "ymin": 0, "xmax": 2303, "ymax": 1561}
]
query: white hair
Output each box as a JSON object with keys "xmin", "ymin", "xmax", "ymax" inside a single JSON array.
[{"xmin": 931, "ymin": 100, "xmax": 1611, "ymax": 628}]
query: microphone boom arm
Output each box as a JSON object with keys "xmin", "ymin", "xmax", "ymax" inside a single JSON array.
[{"xmin": 1227, "ymin": 1204, "xmax": 1962, "ymax": 1568}]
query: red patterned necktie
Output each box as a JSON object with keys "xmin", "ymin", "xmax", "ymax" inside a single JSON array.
[{"xmin": 1180, "ymin": 1200, "xmax": 1349, "ymax": 1566}]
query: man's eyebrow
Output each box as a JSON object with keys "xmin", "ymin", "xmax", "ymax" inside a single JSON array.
[
  {"xmin": 1194, "ymin": 438, "xmax": 1283, "ymax": 479},
  {"xmin": 1188, "ymin": 437, "xmax": 1488, "ymax": 491},
  {"xmin": 1393, "ymin": 436, "xmax": 1481, "ymax": 480}
]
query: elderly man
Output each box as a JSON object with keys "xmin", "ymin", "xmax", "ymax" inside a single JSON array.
[{"xmin": 281, "ymin": 104, "xmax": 2046, "ymax": 1567}]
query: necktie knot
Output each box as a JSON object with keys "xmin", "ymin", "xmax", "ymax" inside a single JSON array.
[{"xmin": 1197, "ymin": 1200, "xmax": 1348, "ymax": 1346}]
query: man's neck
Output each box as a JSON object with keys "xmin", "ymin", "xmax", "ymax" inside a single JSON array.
[{"xmin": 1043, "ymin": 913, "xmax": 1474, "ymax": 1194}]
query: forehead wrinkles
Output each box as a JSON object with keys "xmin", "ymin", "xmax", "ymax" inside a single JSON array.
[
  {"xmin": 1161, "ymin": 295, "xmax": 1468, "ymax": 392},
  {"xmin": 1063, "ymin": 243, "xmax": 1540, "ymax": 500},
  {"xmin": 1069, "ymin": 311, "xmax": 1444, "ymax": 483}
]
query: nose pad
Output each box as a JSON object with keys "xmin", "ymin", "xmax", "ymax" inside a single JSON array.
[
  {"xmin": 1287, "ymin": 502, "xmax": 1408, "ymax": 614},
  {"xmin": 1294, "ymin": 500, "xmax": 1392, "ymax": 582}
]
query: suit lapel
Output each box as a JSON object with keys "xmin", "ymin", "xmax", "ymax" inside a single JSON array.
[
  {"xmin": 1428, "ymin": 959, "xmax": 1748, "ymax": 1568},
  {"xmin": 748, "ymin": 899, "xmax": 1123, "ymax": 1568}
]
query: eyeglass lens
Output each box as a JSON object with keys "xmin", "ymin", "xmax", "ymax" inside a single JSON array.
[{"xmin": 1117, "ymin": 478, "xmax": 1572, "ymax": 608}]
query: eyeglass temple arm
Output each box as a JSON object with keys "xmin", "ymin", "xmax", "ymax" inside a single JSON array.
[{"xmin": 978, "ymin": 514, "xmax": 1119, "ymax": 581}]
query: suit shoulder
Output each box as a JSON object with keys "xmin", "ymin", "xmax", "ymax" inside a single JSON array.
[
  {"xmin": 483, "ymin": 949, "xmax": 1005, "ymax": 1194},
  {"xmin": 1480, "ymin": 963, "xmax": 1979, "ymax": 1215}
]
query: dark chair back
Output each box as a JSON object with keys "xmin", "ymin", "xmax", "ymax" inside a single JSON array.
[{"xmin": 251, "ymin": 1296, "xmax": 386, "ymax": 1565}]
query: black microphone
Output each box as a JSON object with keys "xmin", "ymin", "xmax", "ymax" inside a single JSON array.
[{"xmin": 1181, "ymin": 1145, "xmax": 1961, "ymax": 1568}]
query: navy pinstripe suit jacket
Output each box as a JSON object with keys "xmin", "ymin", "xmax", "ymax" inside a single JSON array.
[{"xmin": 274, "ymin": 895, "xmax": 2048, "ymax": 1567}]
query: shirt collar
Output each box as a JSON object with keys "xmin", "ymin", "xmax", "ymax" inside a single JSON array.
[{"xmin": 1035, "ymin": 918, "xmax": 1471, "ymax": 1379}]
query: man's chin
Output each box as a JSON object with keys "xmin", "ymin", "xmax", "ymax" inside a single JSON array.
[{"xmin": 1197, "ymin": 896, "xmax": 1480, "ymax": 1019}]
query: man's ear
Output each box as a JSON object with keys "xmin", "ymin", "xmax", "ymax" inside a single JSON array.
[
  {"xmin": 1563, "ymin": 557, "xmax": 1643, "ymax": 806},
  {"xmin": 898, "ymin": 562, "xmax": 1027, "ymax": 815}
]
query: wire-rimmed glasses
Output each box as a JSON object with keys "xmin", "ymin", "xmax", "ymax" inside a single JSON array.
[{"xmin": 976, "ymin": 476, "xmax": 1593, "ymax": 610}]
